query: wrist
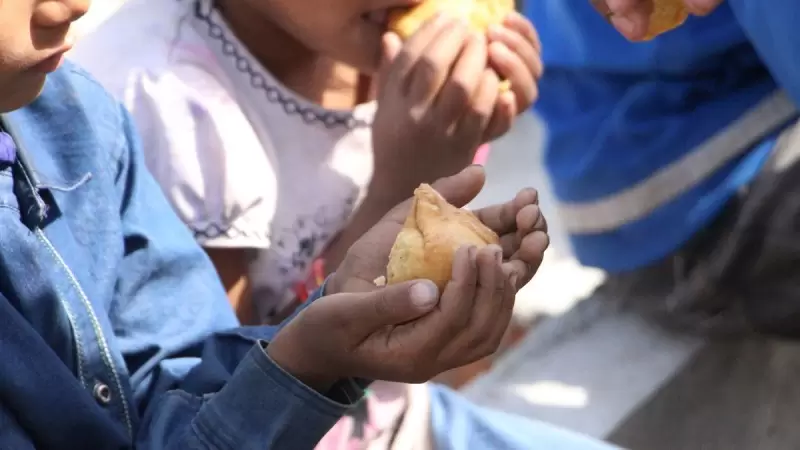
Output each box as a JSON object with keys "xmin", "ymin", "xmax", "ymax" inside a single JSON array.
[
  {"xmin": 325, "ymin": 272, "xmax": 342, "ymax": 296},
  {"xmin": 365, "ymin": 178, "xmax": 409, "ymax": 210},
  {"xmin": 267, "ymin": 331, "xmax": 339, "ymax": 393}
]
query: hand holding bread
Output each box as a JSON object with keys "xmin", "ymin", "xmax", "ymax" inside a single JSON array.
[{"xmin": 591, "ymin": 0, "xmax": 724, "ymax": 41}]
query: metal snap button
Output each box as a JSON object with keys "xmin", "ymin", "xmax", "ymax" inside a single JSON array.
[{"xmin": 93, "ymin": 381, "xmax": 112, "ymax": 405}]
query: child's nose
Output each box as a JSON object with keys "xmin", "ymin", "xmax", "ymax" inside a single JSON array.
[{"xmin": 33, "ymin": 0, "xmax": 91, "ymax": 28}]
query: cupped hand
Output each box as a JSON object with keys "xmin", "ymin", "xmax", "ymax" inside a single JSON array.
[
  {"xmin": 590, "ymin": 0, "xmax": 724, "ymax": 41},
  {"xmin": 330, "ymin": 164, "xmax": 548, "ymax": 296},
  {"xmin": 267, "ymin": 165, "xmax": 549, "ymax": 390}
]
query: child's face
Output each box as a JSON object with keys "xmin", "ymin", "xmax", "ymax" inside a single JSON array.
[
  {"xmin": 0, "ymin": 0, "xmax": 90, "ymax": 112},
  {"xmin": 253, "ymin": 0, "xmax": 420, "ymax": 74}
]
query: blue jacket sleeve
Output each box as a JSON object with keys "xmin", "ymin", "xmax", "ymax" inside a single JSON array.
[
  {"xmin": 729, "ymin": 0, "xmax": 800, "ymax": 106},
  {"xmin": 109, "ymin": 104, "xmax": 364, "ymax": 449}
]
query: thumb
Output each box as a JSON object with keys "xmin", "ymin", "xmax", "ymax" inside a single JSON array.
[
  {"xmin": 431, "ymin": 165, "xmax": 487, "ymax": 208},
  {"xmin": 349, "ymin": 280, "xmax": 439, "ymax": 329}
]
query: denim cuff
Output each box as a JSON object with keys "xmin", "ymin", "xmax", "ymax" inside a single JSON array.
[{"xmin": 195, "ymin": 342, "xmax": 364, "ymax": 449}]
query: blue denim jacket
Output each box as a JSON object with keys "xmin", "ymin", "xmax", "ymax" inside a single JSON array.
[{"xmin": 0, "ymin": 62, "xmax": 361, "ymax": 449}]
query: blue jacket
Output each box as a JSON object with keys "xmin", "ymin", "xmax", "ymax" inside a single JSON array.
[
  {"xmin": 527, "ymin": 1, "xmax": 799, "ymax": 271},
  {"xmin": 0, "ymin": 62, "xmax": 361, "ymax": 449}
]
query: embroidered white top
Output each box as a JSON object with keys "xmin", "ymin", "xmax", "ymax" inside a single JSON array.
[{"xmin": 71, "ymin": 0, "xmax": 376, "ymax": 322}]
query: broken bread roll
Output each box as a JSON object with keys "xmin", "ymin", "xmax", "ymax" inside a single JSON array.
[
  {"xmin": 387, "ymin": 0, "xmax": 515, "ymax": 92},
  {"xmin": 386, "ymin": 184, "xmax": 500, "ymax": 291},
  {"xmin": 643, "ymin": 0, "xmax": 689, "ymax": 40}
]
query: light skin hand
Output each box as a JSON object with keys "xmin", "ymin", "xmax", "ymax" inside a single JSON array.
[{"xmin": 590, "ymin": 0, "xmax": 725, "ymax": 41}]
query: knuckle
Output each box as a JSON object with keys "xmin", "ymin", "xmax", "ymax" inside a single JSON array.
[
  {"xmin": 416, "ymin": 56, "xmax": 444, "ymax": 86},
  {"xmin": 394, "ymin": 50, "xmax": 414, "ymax": 71},
  {"xmin": 448, "ymin": 78, "xmax": 472, "ymax": 108}
]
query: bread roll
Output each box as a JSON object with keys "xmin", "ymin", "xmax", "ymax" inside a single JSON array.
[
  {"xmin": 386, "ymin": 184, "xmax": 500, "ymax": 291},
  {"xmin": 643, "ymin": 0, "xmax": 689, "ymax": 40},
  {"xmin": 387, "ymin": 0, "xmax": 515, "ymax": 91},
  {"xmin": 388, "ymin": 0, "xmax": 515, "ymax": 40}
]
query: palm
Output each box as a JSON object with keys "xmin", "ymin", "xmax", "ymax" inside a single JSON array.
[{"xmin": 336, "ymin": 202, "xmax": 410, "ymax": 293}]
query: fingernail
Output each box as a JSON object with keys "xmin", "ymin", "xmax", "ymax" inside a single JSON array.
[
  {"xmin": 410, "ymin": 281, "xmax": 439, "ymax": 308},
  {"xmin": 488, "ymin": 244, "xmax": 503, "ymax": 264},
  {"xmin": 509, "ymin": 273, "xmax": 519, "ymax": 288},
  {"xmin": 468, "ymin": 246, "xmax": 478, "ymax": 268}
]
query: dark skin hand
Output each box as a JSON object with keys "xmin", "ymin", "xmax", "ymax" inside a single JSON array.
[
  {"xmin": 267, "ymin": 165, "xmax": 549, "ymax": 392},
  {"xmin": 323, "ymin": 12, "xmax": 542, "ymax": 272}
]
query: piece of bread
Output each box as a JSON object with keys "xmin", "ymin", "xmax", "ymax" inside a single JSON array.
[
  {"xmin": 388, "ymin": 0, "xmax": 515, "ymax": 40},
  {"xmin": 386, "ymin": 184, "xmax": 500, "ymax": 291},
  {"xmin": 388, "ymin": 0, "xmax": 515, "ymax": 92},
  {"xmin": 643, "ymin": 0, "xmax": 689, "ymax": 40}
]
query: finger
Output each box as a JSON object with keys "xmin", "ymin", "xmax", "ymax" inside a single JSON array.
[
  {"xmin": 684, "ymin": 0, "xmax": 723, "ymax": 15},
  {"xmin": 484, "ymin": 265, "xmax": 517, "ymax": 352},
  {"xmin": 434, "ymin": 32, "xmax": 488, "ymax": 126},
  {"xmin": 510, "ymin": 230, "xmax": 549, "ymax": 287},
  {"xmin": 470, "ymin": 245, "xmax": 504, "ymax": 329},
  {"xmin": 483, "ymin": 90, "xmax": 515, "ymax": 141},
  {"xmin": 452, "ymin": 245, "xmax": 506, "ymax": 364},
  {"xmin": 589, "ymin": 0, "xmax": 613, "ymax": 18},
  {"xmin": 517, "ymin": 203, "xmax": 545, "ymax": 234},
  {"xmin": 503, "ymin": 12, "xmax": 541, "ymax": 54},
  {"xmin": 430, "ymin": 164, "xmax": 487, "ymax": 208},
  {"xmin": 487, "ymin": 23, "xmax": 543, "ymax": 80},
  {"xmin": 388, "ymin": 13, "xmax": 452, "ymax": 86},
  {"xmin": 438, "ymin": 246, "xmax": 479, "ymax": 334},
  {"xmin": 473, "ymin": 187, "xmax": 537, "ymax": 236},
  {"xmin": 382, "ymin": 164, "xmax": 487, "ymax": 224},
  {"xmin": 503, "ymin": 259, "xmax": 529, "ymax": 290},
  {"xmin": 407, "ymin": 20, "xmax": 471, "ymax": 104},
  {"xmin": 606, "ymin": 0, "xmax": 653, "ymax": 41},
  {"xmin": 488, "ymin": 42, "xmax": 538, "ymax": 112},
  {"xmin": 606, "ymin": 0, "xmax": 651, "ymax": 15},
  {"xmin": 499, "ymin": 202, "xmax": 544, "ymax": 257},
  {"xmin": 378, "ymin": 32, "xmax": 405, "ymax": 96},
  {"xmin": 453, "ymin": 66, "xmax": 498, "ymax": 146},
  {"xmin": 344, "ymin": 280, "xmax": 440, "ymax": 329}
]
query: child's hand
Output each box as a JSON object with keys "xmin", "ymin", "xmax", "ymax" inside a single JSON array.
[
  {"xmin": 267, "ymin": 166, "xmax": 549, "ymax": 389},
  {"xmin": 331, "ymin": 165, "xmax": 548, "ymax": 295},
  {"xmin": 371, "ymin": 15, "xmax": 503, "ymax": 196},
  {"xmin": 590, "ymin": 0, "xmax": 723, "ymax": 41},
  {"xmin": 485, "ymin": 12, "xmax": 543, "ymax": 140}
]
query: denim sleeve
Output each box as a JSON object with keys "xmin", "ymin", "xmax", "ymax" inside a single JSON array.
[
  {"xmin": 729, "ymin": 0, "xmax": 800, "ymax": 106},
  {"xmin": 110, "ymin": 104, "xmax": 364, "ymax": 449}
]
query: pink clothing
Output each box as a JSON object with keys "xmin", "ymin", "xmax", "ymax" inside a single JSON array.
[{"xmin": 473, "ymin": 144, "xmax": 491, "ymax": 165}]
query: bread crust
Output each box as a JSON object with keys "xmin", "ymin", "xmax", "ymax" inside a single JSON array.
[
  {"xmin": 386, "ymin": 184, "xmax": 500, "ymax": 291},
  {"xmin": 387, "ymin": 0, "xmax": 515, "ymax": 91},
  {"xmin": 388, "ymin": 0, "xmax": 515, "ymax": 40},
  {"xmin": 643, "ymin": 0, "xmax": 689, "ymax": 40}
]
